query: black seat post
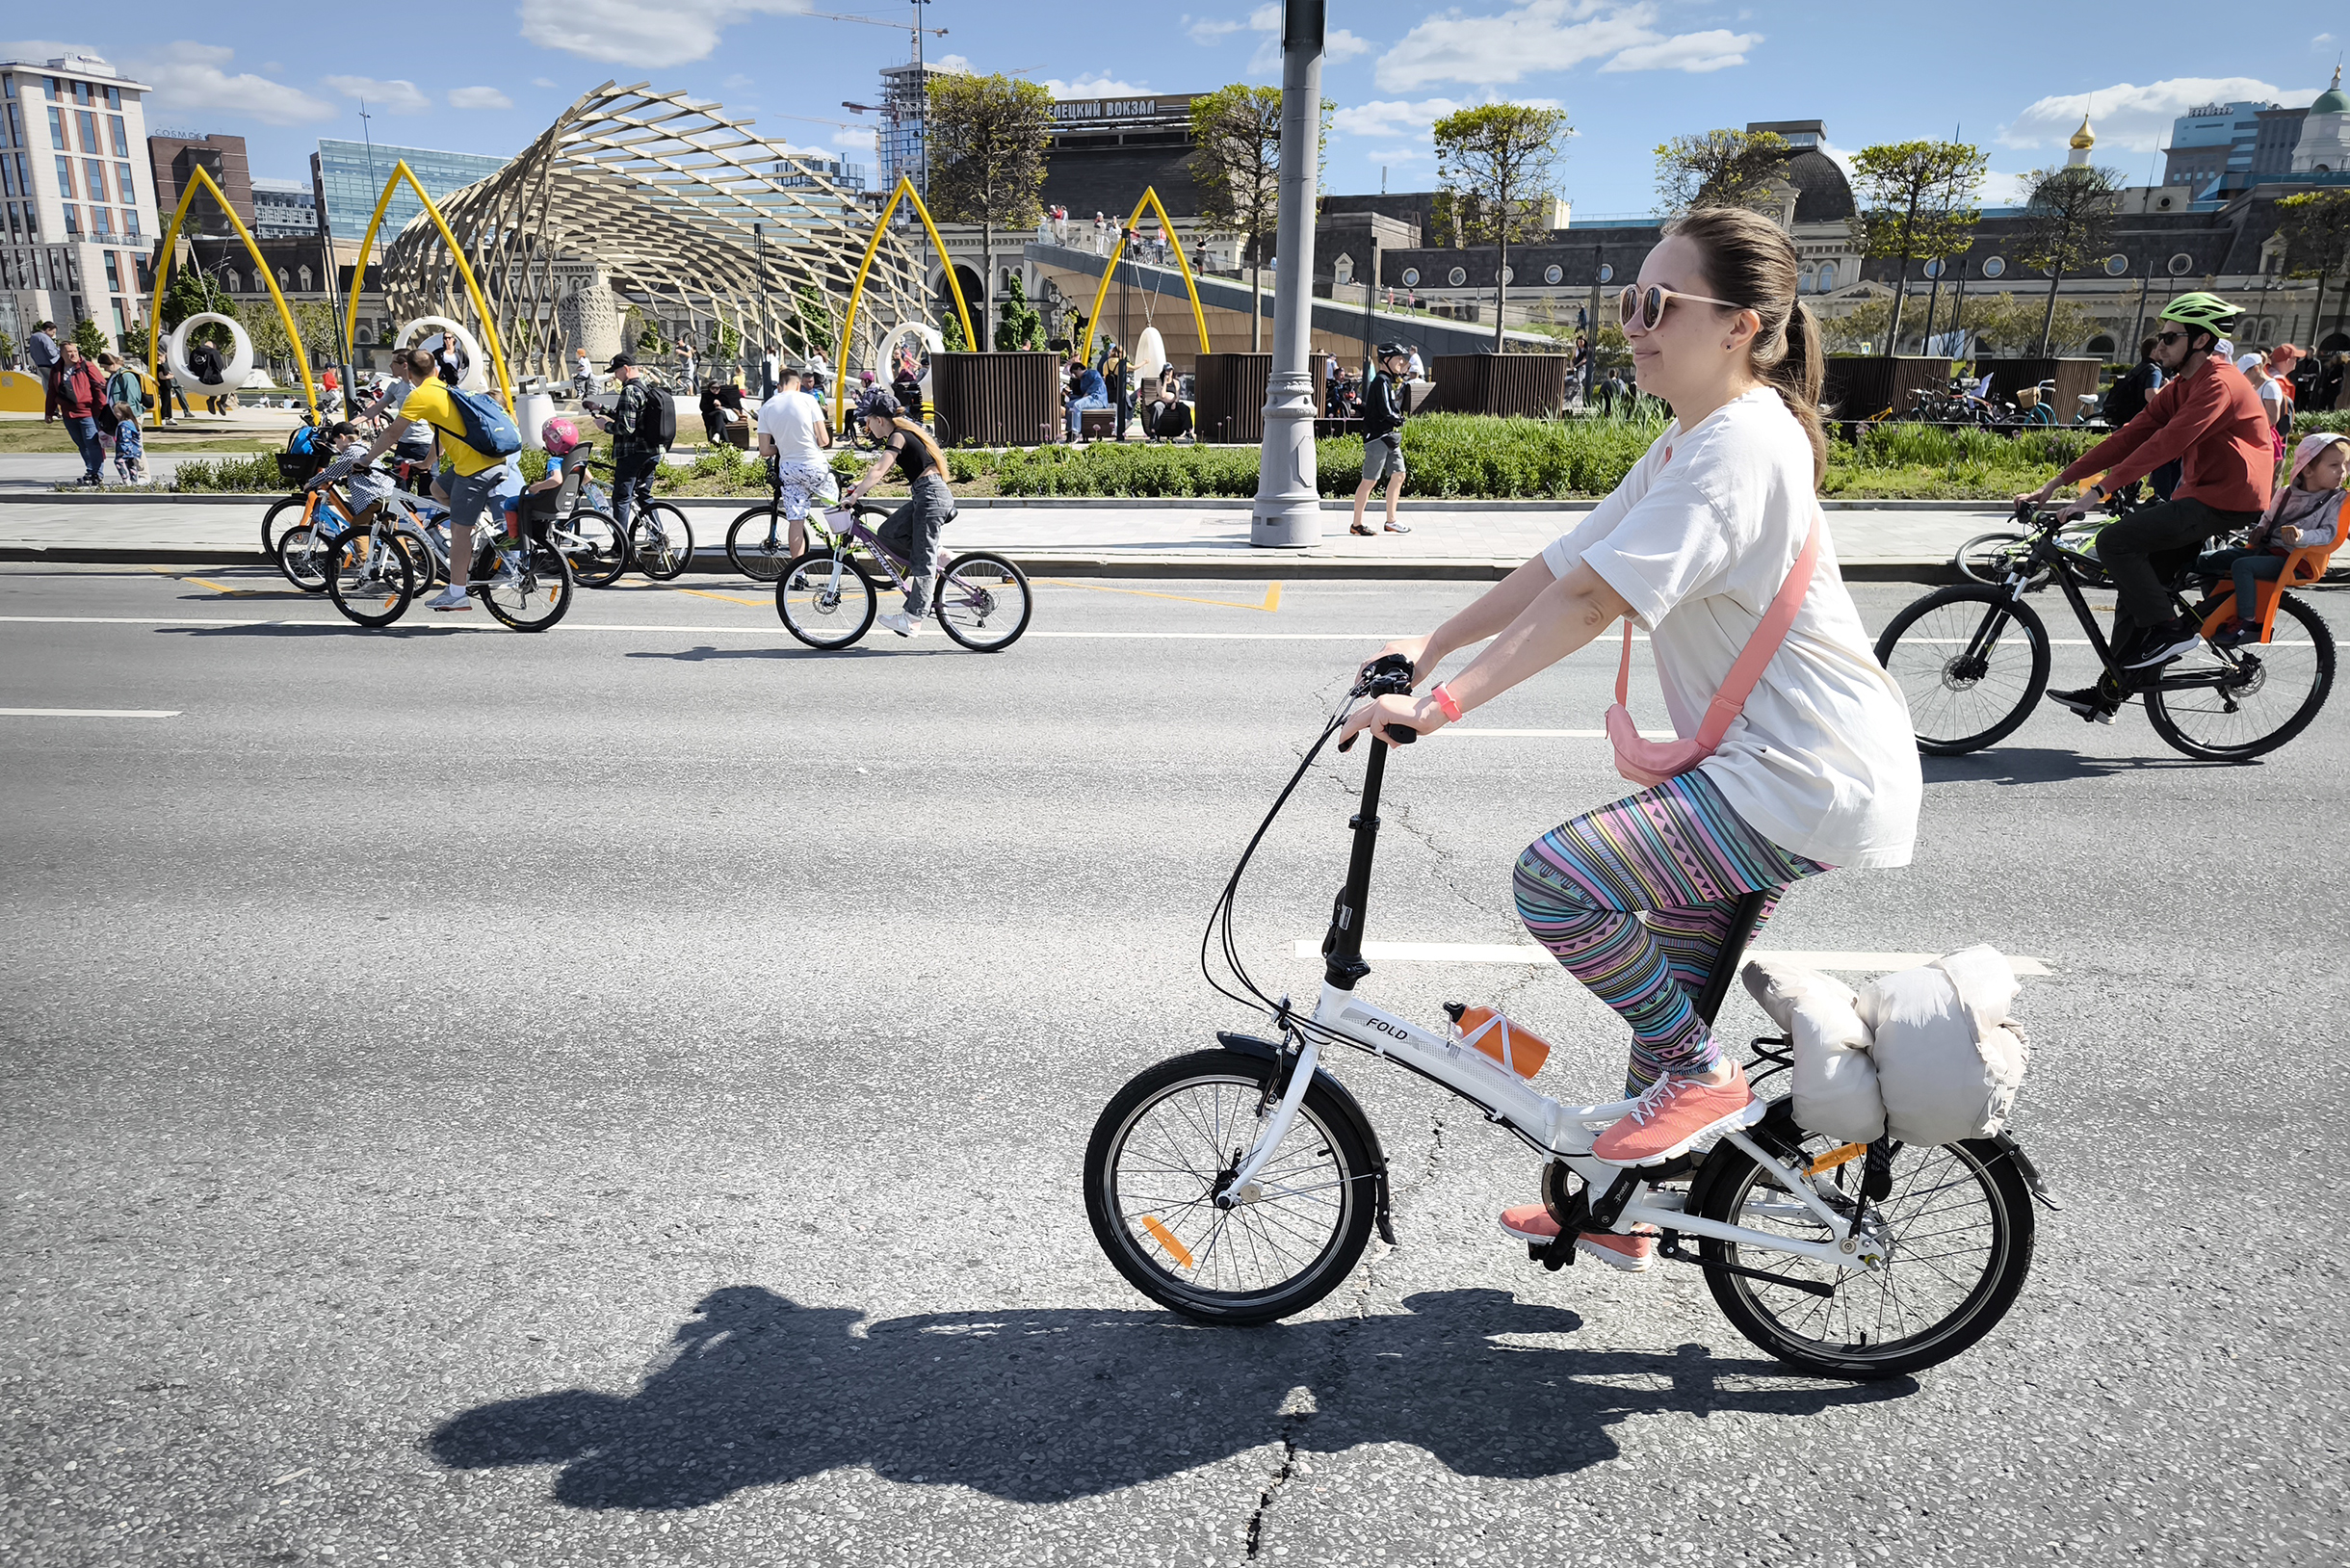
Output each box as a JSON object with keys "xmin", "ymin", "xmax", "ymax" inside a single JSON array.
[{"xmin": 1693, "ymin": 888, "xmax": 1775, "ymax": 1026}]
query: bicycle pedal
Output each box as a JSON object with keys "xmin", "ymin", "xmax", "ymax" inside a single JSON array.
[{"xmin": 1528, "ymin": 1238, "xmax": 1576, "ymax": 1272}]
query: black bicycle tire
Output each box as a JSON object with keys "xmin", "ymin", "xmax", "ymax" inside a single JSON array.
[
  {"xmin": 274, "ymin": 521, "xmax": 333, "ymax": 593},
  {"xmin": 1873, "ymin": 585, "xmax": 2050, "ymax": 755},
  {"xmin": 476, "ymin": 540, "xmax": 573, "ymax": 632},
  {"xmin": 1084, "ymin": 1049, "xmax": 1376, "ymax": 1327},
  {"xmin": 633, "ymin": 503, "xmax": 695, "ymax": 581},
  {"xmin": 1696, "ymin": 1114, "xmax": 2035, "ymax": 1381},
  {"xmin": 322, "ymin": 529, "xmax": 415, "ymax": 628},
  {"xmin": 1951, "ymin": 531, "xmax": 2028, "ymax": 588},
  {"xmin": 2146, "ymin": 591, "xmax": 2336, "ymax": 762},
  {"xmin": 726, "ymin": 504, "xmax": 795, "ymax": 582},
  {"xmin": 260, "ymin": 494, "xmax": 308, "ymax": 556},
  {"xmin": 563, "ymin": 510, "xmax": 630, "ymax": 588},
  {"xmin": 774, "ymin": 549, "xmax": 877, "ymax": 649},
  {"xmin": 933, "ymin": 551, "xmax": 1033, "ymax": 651}
]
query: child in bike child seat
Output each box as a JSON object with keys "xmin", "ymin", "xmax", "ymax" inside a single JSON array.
[
  {"xmin": 2197, "ymin": 431, "xmax": 2346, "ymax": 647},
  {"xmin": 303, "ymin": 422, "xmax": 400, "ymax": 518},
  {"xmin": 512, "ymin": 417, "xmax": 595, "ymax": 538}
]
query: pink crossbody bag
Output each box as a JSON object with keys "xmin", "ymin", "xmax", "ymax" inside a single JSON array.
[{"xmin": 1606, "ymin": 495, "xmax": 1822, "ymax": 789}]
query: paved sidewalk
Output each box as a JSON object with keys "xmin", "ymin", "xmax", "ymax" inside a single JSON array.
[{"xmin": 0, "ymin": 492, "xmax": 2006, "ymax": 578}]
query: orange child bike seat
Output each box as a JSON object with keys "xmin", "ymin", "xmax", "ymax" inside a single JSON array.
[
  {"xmin": 2197, "ymin": 539, "xmax": 2338, "ymax": 644},
  {"xmin": 1442, "ymin": 1004, "xmax": 1554, "ymax": 1080}
]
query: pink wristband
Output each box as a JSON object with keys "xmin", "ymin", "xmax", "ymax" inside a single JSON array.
[{"xmin": 1430, "ymin": 683, "xmax": 1462, "ymax": 722}]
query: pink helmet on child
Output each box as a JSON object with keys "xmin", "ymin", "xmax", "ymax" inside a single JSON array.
[{"xmin": 541, "ymin": 416, "xmax": 581, "ymax": 456}]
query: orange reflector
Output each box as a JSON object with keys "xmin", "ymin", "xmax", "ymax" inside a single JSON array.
[
  {"xmin": 1139, "ymin": 1215, "xmax": 1195, "ymax": 1270},
  {"xmin": 1805, "ymin": 1142, "xmax": 1868, "ymax": 1176}
]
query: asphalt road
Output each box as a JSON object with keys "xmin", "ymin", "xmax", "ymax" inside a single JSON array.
[{"xmin": 4, "ymin": 563, "xmax": 2345, "ymax": 1568}]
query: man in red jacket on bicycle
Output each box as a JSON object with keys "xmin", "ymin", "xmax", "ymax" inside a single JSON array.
[{"xmin": 2017, "ymin": 292, "xmax": 2273, "ymax": 721}]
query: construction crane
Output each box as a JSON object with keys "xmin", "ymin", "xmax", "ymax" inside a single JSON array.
[{"xmin": 803, "ymin": 9, "xmax": 945, "ymax": 36}]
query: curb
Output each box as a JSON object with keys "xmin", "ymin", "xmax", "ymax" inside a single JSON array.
[{"xmin": 0, "ymin": 542, "xmax": 1963, "ymax": 583}]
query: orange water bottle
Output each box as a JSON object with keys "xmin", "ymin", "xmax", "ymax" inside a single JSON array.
[{"xmin": 1443, "ymin": 1003, "xmax": 1553, "ymax": 1080}]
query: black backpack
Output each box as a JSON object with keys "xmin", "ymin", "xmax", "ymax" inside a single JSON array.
[{"xmin": 635, "ymin": 384, "xmax": 676, "ymax": 449}]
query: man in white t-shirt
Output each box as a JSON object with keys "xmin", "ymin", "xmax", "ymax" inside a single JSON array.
[{"xmin": 754, "ymin": 365, "xmax": 837, "ymax": 556}]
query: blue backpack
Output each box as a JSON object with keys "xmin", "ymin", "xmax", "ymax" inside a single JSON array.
[{"xmin": 446, "ymin": 385, "xmax": 522, "ymax": 458}]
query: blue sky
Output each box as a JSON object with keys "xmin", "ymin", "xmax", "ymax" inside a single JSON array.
[{"xmin": 11, "ymin": 2, "xmax": 2348, "ymax": 215}]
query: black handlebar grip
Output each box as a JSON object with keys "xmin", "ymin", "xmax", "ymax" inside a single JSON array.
[{"xmin": 1380, "ymin": 724, "xmax": 1419, "ymax": 745}]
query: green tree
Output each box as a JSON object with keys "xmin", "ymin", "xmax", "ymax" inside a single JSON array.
[
  {"xmin": 1190, "ymin": 84, "xmax": 1286, "ymax": 351},
  {"xmin": 1433, "ymin": 101, "xmax": 1573, "ymax": 353},
  {"xmin": 993, "ymin": 270, "xmax": 1045, "ymax": 352},
  {"xmin": 0, "ymin": 328, "xmax": 15, "ymax": 365},
  {"xmin": 119, "ymin": 322, "xmax": 152, "ymax": 363},
  {"xmin": 71, "ymin": 317, "xmax": 109, "ymax": 356},
  {"xmin": 2275, "ymin": 188, "xmax": 2350, "ymax": 350},
  {"xmin": 716, "ymin": 318, "xmax": 743, "ymax": 362},
  {"xmin": 2016, "ymin": 164, "xmax": 2123, "ymax": 356},
  {"xmin": 927, "ymin": 71, "xmax": 1056, "ymax": 343},
  {"xmin": 1653, "ymin": 127, "xmax": 1792, "ymax": 216},
  {"xmin": 793, "ymin": 285, "xmax": 834, "ymax": 357},
  {"xmin": 1849, "ymin": 140, "xmax": 1987, "ymax": 355}
]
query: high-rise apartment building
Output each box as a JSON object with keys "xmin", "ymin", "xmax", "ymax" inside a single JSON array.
[
  {"xmin": 875, "ymin": 61, "xmax": 948, "ymax": 195},
  {"xmin": 0, "ymin": 51, "xmax": 157, "ymax": 350},
  {"xmin": 310, "ymin": 139, "xmax": 509, "ymax": 246},
  {"xmin": 251, "ymin": 177, "xmax": 319, "ymax": 240},
  {"xmin": 146, "ymin": 131, "xmax": 252, "ymax": 234}
]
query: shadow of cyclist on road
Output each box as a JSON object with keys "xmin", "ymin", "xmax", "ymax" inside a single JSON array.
[{"xmin": 428, "ymin": 1285, "xmax": 1904, "ymax": 1510}]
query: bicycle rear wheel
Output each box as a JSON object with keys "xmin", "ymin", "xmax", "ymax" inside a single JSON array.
[
  {"xmin": 630, "ymin": 503, "xmax": 695, "ymax": 580},
  {"xmin": 1873, "ymin": 585, "xmax": 2050, "ymax": 754},
  {"xmin": 775, "ymin": 550, "xmax": 875, "ymax": 648},
  {"xmin": 2146, "ymin": 591, "xmax": 2335, "ymax": 761},
  {"xmin": 1084, "ymin": 1049, "xmax": 1376, "ymax": 1326},
  {"xmin": 555, "ymin": 510, "xmax": 629, "ymax": 588},
  {"xmin": 726, "ymin": 504, "xmax": 796, "ymax": 582},
  {"xmin": 479, "ymin": 540, "xmax": 573, "ymax": 632},
  {"xmin": 324, "ymin": 530, "xmax": 415, "ymax": 628},
  {"xmin": 934, "ymin": 551, "xmax": 1032, "ymax": 651},
  {"xmin": 1693, "ymin": 1103, "xmax": 2034, "ymax": 1380}
]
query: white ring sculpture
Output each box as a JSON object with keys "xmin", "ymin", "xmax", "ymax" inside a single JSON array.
[
  {"xmin": 394, "ymin": 316, "xmax": 490, "ymax": 392},
  {"xmin": 871, "ymin": 322, "xmax": 942, "ymax": 385},
  {"xmin": 168, "ymin": 313, "xmax": 253, "ymax": 393}
]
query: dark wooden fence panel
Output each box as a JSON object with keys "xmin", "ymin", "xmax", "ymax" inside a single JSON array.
[
  {"xmin": 1820, "ymin": 356, "xmax": 1954, "ymax": 421},
  {"xmin": 930, "ymin": 351, "xmax": 1061, "ymax": 447},
  {"xmin": 1195, "ymin": 353, "xmax": 1271, "ymax": 444},
  {"xmin": 1985, "ymin": 357, "xmax": 2102, "ymax": 412},
  {"xmin": 1423, "ymin": 353, "xmax": 1569, "ymax": 416}
]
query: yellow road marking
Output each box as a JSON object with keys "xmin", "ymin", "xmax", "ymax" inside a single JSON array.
[
  {"xmin": 1139, "ymin": 1215, "xmax": 1195, "ymax": 1270},
  {"xmin": 147, "ymin": 564, "xmax": 249, "ymax": 597},
  {"xmin": 676, "ymin": 587, "xmax": 768, "ymax": 608},
  {"xmin": 1036, "ymin": 578, "xmax": 1282, "ymax": 613}
]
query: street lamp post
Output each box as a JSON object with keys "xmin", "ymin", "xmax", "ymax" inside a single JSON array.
[{"xmin": 1249, "ymin": 0, "xmax": 1325, "ymax": 549}]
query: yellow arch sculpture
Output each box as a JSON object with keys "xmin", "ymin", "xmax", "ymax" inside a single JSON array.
[
  {"xmin": 834, "ymin": 175, "xmax": 977, "ymax": 426},
  {"xmin": 1084, "ymin": 187, "xmax": 1212, "ymax": 361},
  {"xmin": 146, "ymin": 164, "xmax": 320, "ymax": 413},
  {"xmin": 343, "ymin": 160, "xmax": 515, "ymax": 411}
]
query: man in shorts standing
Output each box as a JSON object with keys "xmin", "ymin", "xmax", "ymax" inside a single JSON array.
[{"xmin": 1350, "ymin": 344, "xmax": 1413, "ymax": 536}]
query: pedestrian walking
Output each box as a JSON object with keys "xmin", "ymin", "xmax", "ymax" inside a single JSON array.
[
  {"xmin": 25, "ymin": 320, "xmax": 60, "ymax": 378},
  {"xmin": 1351, "ymin": 343, "xmax": 1414, "ymax": 536},
  {"xmin": 572, "ymin": 349, "xmax": 593, "ymax": 403},
  {"xmin": 43, "ymin": 342, "xmax": 109, "ymax": 485},
  {"xmin": 99, "ymin": 352, "xmax": 147, "ymax": 483}
]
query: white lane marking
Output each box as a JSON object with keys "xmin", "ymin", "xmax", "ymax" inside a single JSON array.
[
  {"xmin": 1450, "ymin": 727, "xmax": 1677, "ymax": 739},
  {"xmin": 1292, "ymin": 940, "xmax": 2050, "ymax": 976},
  {"xmin": 0, "ymin": 615, "xmax": 1420, "ymax": 640},
  {"xmin": 0, "ymin": 707, "xmax": 180, "ymax": 718}
]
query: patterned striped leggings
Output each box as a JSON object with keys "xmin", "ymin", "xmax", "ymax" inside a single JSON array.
[{"xmin": 1512, "ymin": 771, "xmax": 1829, "ymax": 1095}]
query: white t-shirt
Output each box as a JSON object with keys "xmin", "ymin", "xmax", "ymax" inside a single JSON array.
[
  {"xmin": 756, "ymin": 388, "xmax": 828, "ymax": 461},
  {"xmin": 1538, "ymin": 387, "xmax": 1921, "ymax": 870}
]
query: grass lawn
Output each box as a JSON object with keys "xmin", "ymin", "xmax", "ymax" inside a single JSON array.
[{"xmin": 0, "ymin": 418, "xmax": 278, "ymax": 456}]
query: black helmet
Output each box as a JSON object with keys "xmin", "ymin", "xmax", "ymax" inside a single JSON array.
[
  {"xmin": 854, "ymin": 390, "xmax": 901, "ymax": 422},
  {"xmin": 1374, "ymin": 342, "xmax": 1410, "ymax": 360}
]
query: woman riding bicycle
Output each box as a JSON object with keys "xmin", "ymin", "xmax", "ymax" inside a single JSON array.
[
  {"xmin": 841, "ymin": 389, "xmax": 954, "ymax": 639},
  {"xmin": 1340, "ymin": 207, "xmax": 1922, "ymax": 1271}
]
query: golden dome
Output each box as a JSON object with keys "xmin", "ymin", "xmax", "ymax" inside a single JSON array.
[{"xmin": 2070, "ymin": 112, "xmax": 2095, "ymax": 150}]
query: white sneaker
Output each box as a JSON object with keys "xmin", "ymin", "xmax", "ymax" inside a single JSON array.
[
  {"xmin": 427, "ymin": 585, "xmax": 474, "ymax": 612},
  {"xmin": 876, "ymin": 610, "xmax": 923, "ymax": 638}
]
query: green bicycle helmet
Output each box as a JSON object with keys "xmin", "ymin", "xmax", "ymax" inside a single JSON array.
[{"xmin": 2158, "ymin": 291, "xmax": 2239, "ymax": 335}]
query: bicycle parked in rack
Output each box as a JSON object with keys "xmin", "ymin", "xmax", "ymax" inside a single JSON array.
[
  {"xmin": 1876, "ymin": 500, "xmax": 2335, "ymax": 760},
  {"xmin": 1084, "ymin": 656, "xmax": 2050, "ymax": 1379},
  {"xmin": 773, "ymin": 500, "xmax": 1032, "ymax": 651}
]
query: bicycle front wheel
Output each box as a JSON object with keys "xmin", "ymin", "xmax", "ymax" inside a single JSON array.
[
  {"xmin": 726, "ymin": 504, "xmax": 796, "ymax": 582},
  {"xmin": 934, "ymin": 551, "xmax": 1033, "ymax": 651},
  {"xmin": 1695, "ymin": 1104, "xmax": 2034, "ymax": 1381},
  {"xmin": 323, "ymin": 530, "xmax": 415, "ymax": 628},
  {"xmin": 274, "ymin": 520, "xmax": 334, "ymax": 593},
  {"xmin": 1873, "ymin": 585, "xmax": 2050, "ymax": 754},
  {"xmin": 1084, "ymin": 1049, "xmax": 1376, "ymax": 1326},
  {"xmin": 2147, "ymin": 591, "xmax": 2335, "ymax": 761},
  {"xmin": 775, "ymin": 550, "xmax": 876, "ymax": 648},
  {"xmin": 556, "ymin": 510, "xmax": 629, "ymax": 588},
  {"xmin": 630, "ymin": 504, "xmax": 695, "ymax": 580},
  {"xmin": 480, "ymin": 541, "xmax": 573, "ymax": 632}
]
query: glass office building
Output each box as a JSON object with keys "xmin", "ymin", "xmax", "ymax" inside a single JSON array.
[{"xmin": 311, "ymin": 139, "xmax": 509, "ymax": 245}]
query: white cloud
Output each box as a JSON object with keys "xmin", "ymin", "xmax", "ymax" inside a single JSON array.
[
  {"xmin": 930, "ymin": 53, "xmax": 973, "ymax": 73},
  {"xmin": 833, "ymin": 126, "xmax": 877, "ymax": 161},
  {"xmin": 0, "ymin": 39, "xmax": 89, "ymax": 65},
  {"xmin": 1979, "ymin": 169, "xmax": 2037, "ymax": 207},
  {"xmin": 1186, "ymin": 13, "xmax": 1251, "ymax": 43},
  {"xmin": 532, "ymin": 77, "xmax": 558, "ymax": 88},
  {"xmin": 1599, "ymin": 27, "xmax": 1762, "ymax": 73},
  {"xmin": 2315, "ymin": 33, "xmax": 2337, "ymax": 48},
  {"xmin": 1376, "ymin": 1, "xmax": 1663, "ymax": 91},
  {"xmin": 519, "ymin": 0, "xmax": 812, "ymax": 69},
  {"xmin": 1326, "ymin": 29, "xmax": 1373, "ymax": 61},
  {"xmin": 121, "ymin": 42, "xmax": 335, "ymax": 127},
  {"xmin": 1332, "ymin": 96, "xmax": 1470, "ymax": 142},
  {"xmin": 448, "ymin": 86, "xmax": 512, "ymax": 110},
  {"xmin": 1042, "ymin": 72, "xmax": 1155, "ymax": 98},
  {"xmin": 1182, "ymin": 7, "xmax": 1368, "ymax": 72},
  {"xmin": 2000, "ymin": 78, "xmax": 2322, "ymax": 154},
  {"xmin": 324, "ymin": 75, "xmax": 432, "ymax": 114}
]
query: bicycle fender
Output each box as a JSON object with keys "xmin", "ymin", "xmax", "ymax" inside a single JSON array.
[
  {"xmin": 1685, "ymin": 1097, "xmax": 1806, "ymax": 1218},
  {"xmin": 1990, "ymin": 1133, "xmax": 2064, "ymax": 1212},
  {"xmin": 1215, "ymin": 1031, "xmax": 1397, "ymax": 1247}
]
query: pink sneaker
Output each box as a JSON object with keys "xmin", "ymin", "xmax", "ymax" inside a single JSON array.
[
  {"xmin": 1500, "ymin": 1203, "xmax": 1560, "ymax": 1242},
  {"xmin": 1591, "ymin": 1063, "xmax": 1763, "ymax": 1166},
  {"xmin": 1576, "ymin": 1227, "xmax": 1658, "ymax": 1272}
]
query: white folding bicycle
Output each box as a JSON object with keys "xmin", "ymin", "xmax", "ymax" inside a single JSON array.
[{"xmin": 1084, "ymin": 656, "xmax": 2053, "ymax": 1380}]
